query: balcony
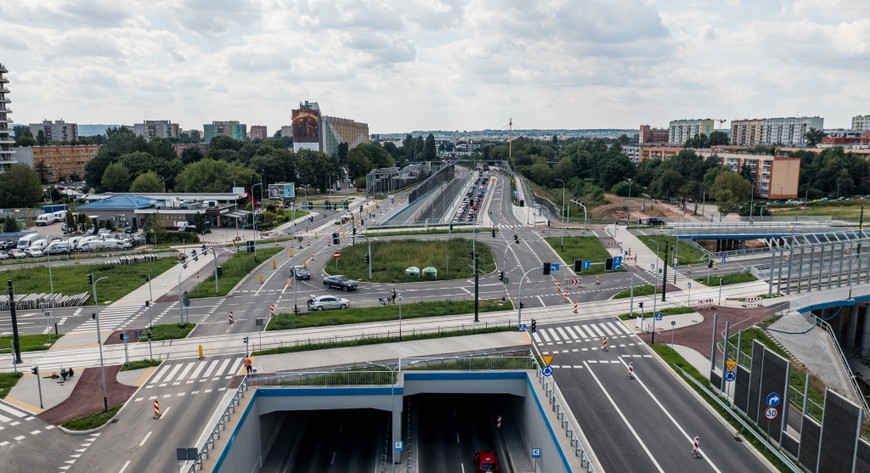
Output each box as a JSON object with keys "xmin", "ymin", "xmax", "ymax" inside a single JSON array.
[{"xmin": 0, "ymin": 87, "xmax": 8, "ymax": 94}]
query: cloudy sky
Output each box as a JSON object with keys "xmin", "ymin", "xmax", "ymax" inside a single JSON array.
[{"xmin": 2, "ymin": 0, "xmax": 868, "ymax": 134}]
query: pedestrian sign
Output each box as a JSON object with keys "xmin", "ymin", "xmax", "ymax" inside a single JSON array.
[
  {"xmin": 394, "ymin": 441, "xmax": 403, "ymax": 451},
  {"xmin": 655, "ymin": 313, "xmax": 663, "ymax": 321},
  {"xmin": 518, "ymin": 323, "xmax": 527, "ymax": 332},
  {"xmin": 726, "ymin": 360, "xmax": 737, "ymax": 371},
  {"xmin": 765, "ymin": 407, "xmax": 778, "ymax": 420},
  {"xmin": 687, "ymin": 282, "xmax": 692, "ymax": 288},
  {"xmin": 582, "ymin": 260, "xmax": 591, "ymax": 269},
  {"xmin": 542, "ymin": 355, "xmax": 553, "ymax": 366},
  {"xmin": 541, "ymin": 365, "xmax": 553, "ymax": 377},
  {"xmin": 766, "ymin": 392, "xmax": 781, "ymax": 407},
  {"xmin": 531, "ymin": 448, "xmax": 541, "ymax": 458},
  {"xmin": 724, "ymin": 371, "xmax": 736, "ymax": 382}
]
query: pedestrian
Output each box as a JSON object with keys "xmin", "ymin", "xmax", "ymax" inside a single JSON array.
[
  {"xmin": 390, "ymin": 288, "xmax": 397, "ymax": 304},
  {"xmin": 67, "ymin": 367, "xmax": 74, "ymax": 378},
  {"xmin": 243, "ymin": 355, "xmax": 253, "ymax": 375},
  {"xmin": 60, "ymin": 368, "xmax": 68, "ymax": 381}
]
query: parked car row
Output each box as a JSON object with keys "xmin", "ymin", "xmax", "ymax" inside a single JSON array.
[{"xmin": 0, "ymin": 232, "xmax": 146, "ymax": 260}]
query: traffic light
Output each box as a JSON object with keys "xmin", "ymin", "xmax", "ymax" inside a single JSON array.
[
  {"xmin": 530, "ymin": 319, "xmax": 537, "ymax": 333},
  {"xmin": 344, "ymin": 202, "xmax": 349, "ymax": 210},
  {"xmin": 605, "ymin": 257, "xmax": 614, "ymax": 271},
  {"xmin": 145, "ymin": 300, "xmax": 150, "ymax": 307},
  {"xmin": 491, "ymin": 228, "xmax": 496, "ymax": 238},
  {"xmin": 574, "ymin": 259, "xmax": 583, "ymax": 272},
  {"xmin": 514, "ymin": 234, "xmax": 519, "ymax": 244},
  {"xmin": 243, "ymin": 336, "xmax": 249, "ymax": 344},
  {"xmin": 31, "ymin": 366, "xmax": 39, "ymax": 375},
  {"xmin": 498, "ymin": 271, "xmax": 504, "ymax": 281},
  {"xmin": 364, "ymin": 255, "xmax": 370, "ymax": 264},
  {"xmin": 353, "ymin": 228, "xmax": 357, "ymax": 235},
  {"xmin": 147, "ymin": 330, "xmax": 153, "ymax": 341},
  {"xmin": 543, "ymin": 262, "xmax": 551, "ymax": 275},
  {"xmin": 638, "ymin": 302, "xmax": 644, "ymax": 309},
  {"xmin": 332, "ymin": 232, "xmax": 340, "ymax": 245},
  {"xmin": 87, "ymin": 273, "xmax": 93, "ymax": 285},
  {"xmin": 449, "ymin": 223, "xmax": 453, "ymax": 232},
  {"xmin": 708, "ymin": 260, "xmax": 714, "ymax": 268},
  {"xmin": 217, "ymin": 266, "xmax": 223, "ymax": 277},
  {"xmin": 519, "ymin": 302, "xmax": 524, "ymax": 309},
  {"xmin": 120, "ymin": 333, "xmax": 124, "ymax": 341}
]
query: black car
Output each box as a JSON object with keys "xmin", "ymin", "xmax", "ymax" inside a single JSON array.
[
  {"xmin": 292, "ymin": 265, "xmax": 310, "ymax": 280},
  {"xmin": 646, "ymin": 218, "xmax": 665, "ymax": 226},
  {"xmin": 323, "ymin": 274, "xmax": 358, "ymax": 291},
  {"xmin": 124, "ymin": 226, "xmax": 138, "ymax": 234}
]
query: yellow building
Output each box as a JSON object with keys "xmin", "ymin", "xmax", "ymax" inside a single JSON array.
[
  {"xmin": 730, "ymin": 119, "xmax": 765, "ymax": 146},
  {"xmin": 19, "ymin": 145, "xmax": 100, "ymax": 183}
]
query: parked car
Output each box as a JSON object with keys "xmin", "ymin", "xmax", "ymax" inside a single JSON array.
[
  {"xmin": 25, "ymin": 247, "xmax": 44, "ymax": 258},
  {"xmin": 124, "ymin": 226, "xmax": 138, "ymax": 234},
  {"xmin": 307, "ymin": 295, "xmax": 351, "ymax": 311},
  {"xmin": 323, "ymin": 274, "xmax": 358, "ymax": 291},
  {"xmin": 785, "ymin": 199, "xmax": 803, "ymax": 205},
  {"xmin": 292, "ymin": 265, "xmax": 311, "ymax": 280},
  {"xmin": 473, "ymin": 451, "xmax": 500, "ymax": 473},
  {"xmin": 646, "ymin": 218, "xmax": 665, "ymax": 226},
  {"xmin": 0, "ymin": 251, "xmax": 8, "ymax": 260},
  {"xmin": 8, "ymin": 249, "xmax": 27, "ymax": 259},
  {"xmin": 45, "ymin": 241, "xmax": 70, "ymax": 254},
  {"xmin": 0, "ymin": 240, "xmax": 15, "ymax": 250}
]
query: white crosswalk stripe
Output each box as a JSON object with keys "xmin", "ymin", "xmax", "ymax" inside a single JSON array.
[
  {"xmin": 69, "ymin": 305, "xmax": 141, "ymax": 334},
  {"xmin": 532, "ymin": 321, "xmax": 637, "ymax": 346},
  {"xmin": 546, "ymin": 328, "xmax": 561, "ymax": 341},
  {"xmin": 608, "ymin": 321, "xmax": 632, "ymax": 335},
  {"xmin": 598, "ymin": 323, "xmax": 615, "ymax": 336},
  {"xmin": 144, "ymin": 357, "xmax": 242, "ymax": 389}
]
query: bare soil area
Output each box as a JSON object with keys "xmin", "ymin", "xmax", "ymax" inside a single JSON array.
[{"xmin": 590, "ymin": 194, "xmax": 690, "ymax": 220}]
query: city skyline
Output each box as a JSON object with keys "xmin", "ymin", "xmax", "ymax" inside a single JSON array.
[{"xmin": 2, "ymin": 0, "xmax": 868, "ymax": 134}]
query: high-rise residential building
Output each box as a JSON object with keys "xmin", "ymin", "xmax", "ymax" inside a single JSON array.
[
  {"xmin": 15, "ymin": 145, "xmax": 100, "ymax": 183},
  {"xmin": 761, "ymin": 116, "xmax": 823, "ymax": 147},
  {"xmin": 0, "ymin": 63, "xmax": 13, "ymax": 172},
  {"xmin": 29, "ymin": 119, "xmax": 79, "ymax": 143},
  {"xmin": 729, "ymin": 119, "xmax": 765, "ymax": 146},
  {"xmin": 668, "ymin": 119, "xmax": 715, "ymax": 145},
  {"xmin": 133, "ymin": 120, "xmax": 180, "ymax": 140},
  {"xmin": 249, "ymin": 125, "xmax": 268, "ymax": 140},
  {"xmin": 322, "ymin": 115, "xmax": 369, "ymax": 156},
  {"xmin": 292, "ymin": 101, "xmax": 322, "ymax": 153},
  {"xmin": 710, "ymin": 152, "xmax": 800, "ymax": 199},
  {"xmin": 203, "ymin": 121, "xmax": 247, "ymax": 142},
  {"xmin": 279, "ymin": 125, "xmax": 293, "ymax": 138},
  {"xmin": 852, "ymin": 115, "xmax": 870, "ymax": 131},
  {"xmin": 639, "ymin": 125, "xmax": 669, "ymax": 145}
]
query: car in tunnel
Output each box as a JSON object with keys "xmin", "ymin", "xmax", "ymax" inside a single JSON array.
[{"xmin": 473, "ymin": 451, "xmax": 500, "ymax": 472}]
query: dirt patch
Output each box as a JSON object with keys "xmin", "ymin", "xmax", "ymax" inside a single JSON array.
[{"xmin": 590, "ymin": 194, "xmax": 690, "ymax": 221}]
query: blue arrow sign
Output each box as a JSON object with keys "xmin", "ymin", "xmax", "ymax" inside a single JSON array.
[
  {"xmin": 582, "ymin": 260, "xmax": 591, "ymax": 269},
  {"xmin": 541, "ymin": 365, "xmax": 554, "ymax": 377},
  {"xmin": 531, "ymin": 448, "xmax": 541, "ymax": 458},
  {"xmin": 518, "ymin": 324, "xmax": 527, "ymax": 332},
  {"xmin": 687, "ymin": 282, "xmax": 692, "ymax": 288},
  {"xmin": 394, "ymin": 441, "xmax": 403, "ymax": 451},
  {"xmin": 655, "ymin": 313, "xmax": 663, "ymax": 321},
  {"xmin": 766, "ymin": 392, "xmax": 781, "ymax": 407},
  {"xmin": 612, "ymin": 256, "xmax": 623, "ymax": 270},
  {"xmin": 724, "ymin": 371, "xmax": 736, "ymax": 382},
  {"xmin": 550, "ymin": 263, "xmax": 560, "ymax": 272}
]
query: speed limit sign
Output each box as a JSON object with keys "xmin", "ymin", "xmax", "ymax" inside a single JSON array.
[{"xmin": 765, "ymin": 407, "xmax": 778, "ymax": 420}]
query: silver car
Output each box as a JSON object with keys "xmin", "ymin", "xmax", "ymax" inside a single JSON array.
[{"xmin": 307, "ymin": 295, "xmax": 351, "ymax": 311}]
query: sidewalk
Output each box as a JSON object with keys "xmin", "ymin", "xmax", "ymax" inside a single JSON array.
[{"xmin": 610, "ymin": 225, "xmax": 700, "ymax": 291}]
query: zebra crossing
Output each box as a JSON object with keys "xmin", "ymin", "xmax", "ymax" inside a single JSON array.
[
  {"xmin": 0, "ymin": 401, "xmax": 47, "ymax": 448},
  {"xmin": 68, "ymin": 305, "xmax": 142, "ymax": 334},
  {"xmin": 532, "ymin": 320, "xmax": 635, "ymax": 347},
  {"xmin": 138, "ymin": 356, "xmax": 243, "ymax": 395}
]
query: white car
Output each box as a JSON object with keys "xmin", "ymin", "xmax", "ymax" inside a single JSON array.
[
  {"xmin": 307, "ymin": 295, "xmax": 351, "ymax": 311},
  {"xmin": 25, "ymin": 247, "xmax": 44, "ymax": 258},
  {"xmin": 0, "ymin": 251, "xmax": 8, "ymax": 260},
  {"xmin": 8, "ymin": 249, "xmax": 26, "ymax": 259}
]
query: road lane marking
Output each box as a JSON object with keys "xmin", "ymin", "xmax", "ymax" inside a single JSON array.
[
  {"xmin": 537, "ymin": 296, "xmax": 545, "ymax": 306},
  {"xmin": 609, "ymin": 321, "xmax": 632, "ymax": 335},
  {"xmin": 547, "ymin": 328, "xmax": 561, "ymax": 341},
  {"xmin": 139, "ymin": 431, "xmax": 152, "ymax": 447},
  {"xmin": 598, "ymin": 323, "xmax": 615, "ymax": 336},
  {"xmin": 563, "ymin": 325, "xmax": 579, "ymax": 339},
  {"xmin": 118, "ymin": 460, "xmax": 131, "ymax": 473},
  {"xmin": 456, "ymin": 432, "xmax": 461, "ymax": 444},
  {"xmin": 589, "ymin": 324, "xmax": 606, "ymax": 337},
  {"xmin": 584, "ymin": 360, "xmax": 665, "ymax": 473},
  {"xmin": 616, "ymin": 358, "xmax": 723, "ymax": 473},
  {"xmin": 539, "ymin": 330, "xmax": 552, "ymax": 343},
  {"xmin": 555, "ymin": 327, "xmax": 570, "ymax": 340}
]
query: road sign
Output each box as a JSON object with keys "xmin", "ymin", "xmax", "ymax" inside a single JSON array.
[
  {"xmin": 518, "ymin": 323, "xmax": 527, "ymax": 332},
  {"xmin": 531, "ymin": 448, "xmax": 541, "ymax": 458},
  {"xmin": 582, "ymin": 260, "xmax": 591, "ymax": 269},
  {"xmin": 567, "ymin": 278, "xmax": 581, "ymax": 285},
  {"xmin": 724, "ymin": 370, "xmax": 736, "ymax": 382},
  {"xmin": 687, "ymin": 282, "xmax": 692, "ymax": 288},
  {"xmin": 542, "ymin": 355, "xmax": 553, "ymax": 365},
  {"xmin": 182, "ymin": 290, "xmax": 190, "ymax": 307},
  {"xmin": 765, "ymin": 407, "xmax": 778, "ymax": 420},
  {"xmin": 394, "ymin": 441, "xmax": 403, "ymax": 451},
  {"xmin": 726, "ymin": 360, "xmax": 737, "ymax": 371},
  {"xmin": 333, "ymin": 251, "xmax": 340, "ymax": 258},
  {"xmin": 766, "ymin": 392, "xmax": 781, "ymax": 407},
  {"xmin": 503, "ymin": 277, "xmax": 510, "ymax": 284},
  {"xmin": 673, "ymin": 263, "xmax": 677, "ymax": 270},
  {"xmin": 671, "ymin": 320, "xmax": 676, "ymax": 326},
  {"xmin": 541, "ymin": 365, "xmax": 553, "ymax": 377},
  {"xmin": 655, "ymin": 313, "xmax": 663, "ymax": 321},
  {"xmin": 550, "ymin": 263, "xmax": 560, "ymax": 272},
  {"xmin": 612, "ymin": 256, "xmax": 623, "ymax": 270},
  {"xmin": 673, "ymin": 257, "xmax": 678, "ymax": 265}
]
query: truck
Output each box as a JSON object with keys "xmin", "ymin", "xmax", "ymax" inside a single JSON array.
[
  {"xmin": 42, "ymin": 204, "xmax": 68, "ymax": 214},
  {"xmin": 174, "ymin": 221, "xmax": 192, "ymax": 232}
]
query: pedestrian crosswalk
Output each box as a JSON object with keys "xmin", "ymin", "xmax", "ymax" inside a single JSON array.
[
  {"xmin": 532, "ymin": 320, "xmax": 635, "ymax": 346},
  {"xmin": 142, "ymin": 356, "xmax": 243, "ymax": 390},
  {"xmin": 68, "ymin": 305, "xmax": 142, "ymax": 334},
  {"xmin": 0, "ymin": 401, "xmax": 45, "ymax": 448}
]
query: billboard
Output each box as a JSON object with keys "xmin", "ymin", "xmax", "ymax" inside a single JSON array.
[
  {"xmin": 268, "ymin": 182, "xmax": 296, "ymax": 201},
  {"xmin": 292, "ymin": 109, "xmax": 320, "ymax": 143}
]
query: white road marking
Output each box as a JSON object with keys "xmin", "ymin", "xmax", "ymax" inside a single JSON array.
[
  {"xmin": 609, "ymin": 321, "xmax": 632, "ymax": 335},
  {"xmin": 589, "ymin": 324, "xmax": 606, "ymax": 337},
  {"xmin": 546, "ymin": 328, "xmax": 561, "ymax": 341},
  {"xmin": 598, "ymin": 323, "xmax": 615, "ymax": 336},
  {"xmin": 139, "ymin": 431, "xmax": 152, "ymax": 447},
  {"xmin": 456, "ymin": 432, "xmax": 461, "ymax": 444},
  {"xmin": 118, "ymin": 460, "xmax": 131, "ymax": 473}
]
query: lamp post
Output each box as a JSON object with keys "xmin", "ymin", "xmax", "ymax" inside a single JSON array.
[
  {"xmin": 571, "ymin": 199, "xmax": 587, "ymax": 236},
  {"xmin": 501, "ymin": 235, "xmax": 520, "ymax": 301},
  {"xmin": 626, "ymin": 178, "xmax": 633, "ymax": 227},
  {"xmin": 648, "ymin": 239, "xmax": 661, "ymax": 343},
  {"xmin": 251, "ymin": 182, "xmax": 263, "ymax": 261},
  {"xmin": 471, "ymin": 230, "xmax": 491, "ymax": 323},
  {"xmin": 46, "ymin": 244, "xmax": 58, "ymax": 337},
  {"xmin": 177, "ymin": 261, "xmax": 189, "ymax": 324},
  {"xmin": 554, "ymin": 179, "xmax": 565, "ymax": 252},
  {"xmin": 90, "ymin": 275, "xmax": 110, "ymax": 413},
  {"xmin": 516, "ymin": 267, "xmax": 538, "ymax": 328},
  {"xmin": 749, "ymin": 179, "xmax": 755, "ymax": 224}
]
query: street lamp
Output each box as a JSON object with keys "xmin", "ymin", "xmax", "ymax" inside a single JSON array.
[
  {"xmin": 501, "ymin": 235, "xmax": 520, "ymax": 301},
  {"xmin": 471, "ymin": 230, "xmax": 494, "ymax": 322},
  {"xmin": 626, "ymin": 178, "xmax": 633, "ymax": 227},
  {"xmin": 251, "ymin": 182, "xmax": 263, "ymax": 261},
  {"xmin": 177, "ymin": 261, "xmax": 189, "ymax": 325},
  {"xmin": 554, "ymin": 179, "xmax": 565, "ymax": 252},
  {"xmin": 571, "ymin": 199, "xmax": 587, "ymax": 236},
  {"xmin": 516, "ymin": 267, "xmax": 538, "ymax": 328},
  {"xmin": 647, "ymin": 239, "xmax": 661, "ymax": 343},
  {"xmin": 749, "ymin": 179, "xmax": 755, "ymax": 224},
  {"xmin": 89, "ymin": 274, "xmax": 110, "ymax": 413}
]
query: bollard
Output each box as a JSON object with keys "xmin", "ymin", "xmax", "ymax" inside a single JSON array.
[
  {"xmin": 198, "ymin": 344, "xmax": 203, "ymax": 360},
  {"xmin": 287, "ymin": 277, "xmax": 292, "ymax": 288},
  {"xmin": 154, "ymin": 399, "xmax": 161, "ymax": 419},
  {"xmin": 259, "ymin": 273, "xmax": 263, "ymax": 284},
  {"xmin": 289, "ymin": 248, "xmax": 293, "ymax": 257},
  {"xmin": 272, "ymin": 259, "xmax": 277, "ymax": 269},
  {"xmin": 303, "ymin": 259, "xmax": 308, "ymax": 268}
]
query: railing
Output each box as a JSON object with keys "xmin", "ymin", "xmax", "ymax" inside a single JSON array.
[
  {"xmin": 712, "ymin": 245, "xmax": 772, "ymax": 260},
  {"xmin": 806, "ymin": 311, "xmax": 870, "ymax": 414},
  {"xmin": 184, "ymin": 377, "xmax": 249, "ymax": 473}
]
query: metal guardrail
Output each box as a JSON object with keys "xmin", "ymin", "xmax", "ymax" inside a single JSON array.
[
  {"xmin": 669, "ymin": 221, "xmax": 831, "ymax": 230},
  {"xmin": 805, "ymin": 312, "xmax": 870, "ymax": 414},
  {"xmin": 534, "ymin": 362, "xmax": 596, "ymax": 473},
  {"xmin": 184, "ymin": 377, "xmax": 249, "ymax": 473},
  {"xmin": 713, "ymin": 246, "xmax": 772, "ymax": 260}
]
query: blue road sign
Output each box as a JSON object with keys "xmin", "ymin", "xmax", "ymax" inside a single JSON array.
[
  {"xmin": 583, "ymin": 260, "xmax": 591, "ymax": 269},
  {"xmin": 394, "ymin": 441, "xmax": 403, "ymax": 451},
  {"xmin": 531, "ymin": 448, "xmax": 541, "ymax": 458},
  {"xmin": 550, "ymin": 263, "xmax": 560, "ymax": 272},
  {"xmin": 612, "ymin": 256, "xmax": 623, "ymax": 271},
  {"xmin": 673, "ymin": 263, "xmax": 677, "ymax": 270},
  {"xmin": 518, "ymin": 324, "xmax": 527, "ymax": 332},
  {"xmin": 542, "ymin": 365, "xmax": 554, "ymax": 377},
  {"xmin": 766, "ymin": 392, "xmax": 781, "ymax": 407},
  {"xmin": 724, "ymin": 370, "xmax": 736, "ymax": 382},
  {"xmin": 687, "ymin": 282, "xmax": 692, "ymax": 288},
  {"xmin": 655, "ymin": 313, "xmax": 663, "ymax": 321}
]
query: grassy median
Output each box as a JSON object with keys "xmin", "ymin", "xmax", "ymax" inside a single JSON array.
[
  {"xmin": 613, "ymin": 284, "xmax": 656, "ymax": 299},
  {"xmin": 191, "ymin": 247, "xmax": 282, "ymax": 297},
  {"xmin": 637, "ymin": 235, "xmax": 706, "ymax": 265},
  {"xmin": 0, "ymin": 334, "xmax": 59, "ymax": 353},
  {"xmin": 544, "ymin": 236, "xmax": 613, "ymax": 275},
  {"xmin": 0, "ymin": 372, "xmax": 23, "ymax": 399},
  {"xmin": 694, "ymin": 272, "xmax": 757, "ymax": 286}
]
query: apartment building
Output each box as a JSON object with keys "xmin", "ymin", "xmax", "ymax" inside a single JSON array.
[
  {"xmin": 729, "ymin": 119, "xmax": 765, "ymax": 146},
  {"xmin": 249, "ymin": 125, "xmax": 268, "ymax": 141},
  {"xmin": 0, "ymin": 63, "xmax": 13, "ymax": 172},
  {"xmin": 696, "ymin": 151, "xmax": 799, "ymax": 199},
  {"xmin": 203, "ymin": 121, "xmax": 247, "ymax": 142},
  {"xmin": 762, "ymin": 116, "xmax": 823, "ymax": 147},
  {"xmin": 668, "ymin": 119, "xmax": 715, "ymax": 145},
  {"xmin": 322, "ymin": 115, "xmax": 370, "ymax": 157},
  {"xmin": 29, "ymin": 119, "xmax": 79, "ymax": 143},
  {"xmin": 15, "ymin": 145, "xmax": 100, "ymax": 183},
  {"xmin": 133, "ymin": 120, "xmax": 180, "ymax": 140},
  {"xmin": 852, "ymin": 115, "xmax": 870, "ymax": 131},
  {"xmin": 639, "ymin": 125, "xmax": 669, "ymax": 145}
]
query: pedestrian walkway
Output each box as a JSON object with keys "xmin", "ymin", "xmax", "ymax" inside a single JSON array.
[
  {"xmin": 608, "ymin": 225, "xmax": 699, "ymax": 290},
  {"xmin": 142, "ymin": 356, "xmax": 243, "ymax": 390},
  {"xmin": 533, "ymin": 320, "xmax": 633, "ymax": 347}
]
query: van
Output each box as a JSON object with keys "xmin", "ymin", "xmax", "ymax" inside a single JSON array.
[
  {"xmin": 102, "ymin": 239, "xmax": 131, "ymax": 250},
  {"xmin": 17, "ymin": 233, "xmax": 41, "ymax": 249},
  {"xmin": 36, "ymin": 214, "xmax": 54, "ymax": 226},
  {"xmin": 52, "ymin": 210, "xmax": 67, "ymax": 222},
  {"xmin": 29, "ymin": 239, "xmax": 48, "ymax": 252},
  {"xmin": 77, "ymin": 240, "xmax": 102, "ymax": 252},
  {"xmin": 45, "ymin": 241, "xmax": 70, "ymax": 254}
]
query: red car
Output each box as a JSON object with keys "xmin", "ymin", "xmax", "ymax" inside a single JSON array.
[{"xmin": 473, "ymin": 451, "xmax": 500, "ymax": 473}]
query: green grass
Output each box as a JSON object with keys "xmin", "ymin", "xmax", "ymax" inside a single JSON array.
[
  {"xmin": 4, "ymin": 257, "xmax": 178, "ymax": 304},
  {"xmin": 694, "ymin": 273, "xmax": 757, "ymax": 286},
  {"xmin": 146, "ymin": 323, "xmax": 195, "ymax": 341},
  {"xmin": 613, "ymin": 284, "xmax": 656, "ymax": 299},
  {"xmin": 637, "ymin": 235, "xmax": 706, "ymax": 265},
  {"xmin": 120, "ymin": 359, "xmax": 162, "ymax": 371},
  {"xmin": 362, "ymin": 228, "xmax": 477, "ymax": 237},
  {"xmin": 0, "ymin": 372, "xmax": 23, "ymax": 399},
  {"xmin": 769, "ymin": 203, "xmax": 865, "ymax": 222},
  {"xmin": 62, "ymin": 404, "xmax": 123, "ymax": 431},
  {"xmin": 256, "ymin": 324, "xmax": 515, "ymax": 356},
  {"xmin": 284, "ymin": 209, "xmax": 309, "ymax": 220},
  {"xmin": 0, "ymin": 334, "xmax": 59, "ymax": 352},
  {"xmin": 617, "ymin": 306, "xmax": 693, "ymax": 320},
  {"xmin": 268, "ymin": 299, "xmax": 511, "ymax": 330},
  {"xmin": 328, "ymin": 238, "xmax": 496, "ymax": 282},
  {"xmin": 190, "ymin": 247, "xmax": 282, "ymax": 298},
  {"xmin": 544, "ymin": 236, "xmax": 614, "ymax": 275},
  {"xmin": 649, "ymin": 344, "xmax": 792, "ymax": 472}
]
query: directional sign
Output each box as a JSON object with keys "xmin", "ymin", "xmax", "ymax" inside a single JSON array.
[
  {"xmin": 766, "ymin": 392, "xmax": 781, "ymax": 407},
  {"xmin": 394, "ymin": 441, "xmax": 403, "ymax": 451},
  {"xmin": 655, "ymin": 313, "xmax": 663, "ymax": 321},
  {"xmin": 671, "ymin": 320, "xmax": 676, "ymax": 326},
  {"xmin": 726, "ymin": 360, "xmax": 737, "ymax": 371},
  {"xmin": 765, "ymin": 407, "xmax": 778, "ymax": 420},
  {"xmin": 531, "ymin": 448, "xmax": 541, "ymax": 459},
  {"xmin": 333, "ymin": 251, "xmax": 340, "ymax": 259},
  {"xmin": 518, "ymin": 323, "xmax": 527, "ymax": 332},
  {"xmin": 542, "ymin": 355, "xmax": 554, "ymax": 366},
  {"xmin": 541, "ymin": 365, "xmax": 554, "ymax": 377},
  {"xmin": 612, "ymin": 256, "xmax": 623, "ymax": 271},
  {"xmin": 583, "ymin": 260, "xmax": 591, "ymax": 269},
  {"xmin": 724, "ymin": 370, "xmax": 736, "ymax": 382},
  {"xmin": 687, "ymin": 282, "xmax": 692, "ymax": 288},
  {"xmin": 550, "ymin": 263, "xmax": 560, "ymax": 272}
]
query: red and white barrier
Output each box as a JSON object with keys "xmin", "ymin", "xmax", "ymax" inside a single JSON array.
[
  {"xmin": 270, "ymin": 304, "xmax": 276, "ymax": 317},
  {"xmin": 743, "ymin": 297, "xmax": 762, "ymax": 308},
  {"xmin": 695, "ymin": 299, "xmax": 714, "ymax": 310},
  {"xmin": 692, "ymin": 436, "xmax": 700, "ymax": 457},
  {"xmin": 228, "ymin": 311, "xmax": 234, "ymax": 324},
  {"xmin": 154, "ymin": 400, "xmax": 161, "ymax": 419},
  {"xmin": 595, "ymin": 276, "xmax": 600, "ymax": 285},
  {"xmin": 573, "ymin": 302, "xmax": 579, "ymax": 314},
  {"xmin": 627, "ymin": 362, "xmax": 633, "ymax": 379},
  {"xmin": 602, "ymin": 336, "xmax": 608, "ymax": 351}
]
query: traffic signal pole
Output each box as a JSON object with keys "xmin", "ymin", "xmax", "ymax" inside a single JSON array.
[
  {"xmin": 661, "ymin": 240, "xmax": 669, "ymax": 303},
  {"xmin": 7, "ymin": 281, "xmax": 22, "ymax": 364}
]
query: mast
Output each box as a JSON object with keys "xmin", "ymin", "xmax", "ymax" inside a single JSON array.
[{"xmin": 509, "ymin": 117, "xmax": 512, "ymax": 165}]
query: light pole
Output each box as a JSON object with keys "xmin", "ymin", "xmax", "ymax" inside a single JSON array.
[
  {"xmin": 749, "ymin": 179, "xmax": 755, "ymax": 224},
  {"xmin": 177, "ymin": 261, "xmax": 189, "ymax": 324},
  {"xmin": 89, "ymin": 274, "xmax": 110, "ymax": 413},
  {"xmin": 251, "ymin": 182, "xmax": 263, "ymax": 261},
  {"xmin": 356, "ymin": 235, "xmax": 373, "ymax": 279},
  {"xmin": 471, "ymin": 230, "xmax": 491, "ymax": 323},
  {"xmin": 554, "ymin": 179, "xmax": 565, "ymax": 252},
  {"xmin": 501, "ymin": 235, "xmax": 520, "ymax": 301},
  {"xmin": 571, "ymin": 199, "xmax": 587, "ymax": 236},
  {"xmin": 626, "ymin": 178, "xmax": 633, "ymax": 227},
  {"xmin": 208, "ymin": 247, "xmax": 234, "ymax": 295},
  {"xmin": 517, "ymin": 267, "xmax": 538, "ymax": 328},
  {"xmin": 648, "ymin": 239, "xmax": 660, "ymax": 342}
]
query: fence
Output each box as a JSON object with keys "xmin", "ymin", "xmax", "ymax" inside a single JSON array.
[{"xmin": 805, "ymin": 311, "xmax": 869, "ymax": 414}]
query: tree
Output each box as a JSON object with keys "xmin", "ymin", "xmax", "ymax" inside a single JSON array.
[
  {"xmin": 424, "ymin": 133, "xmax": 437, "ymax": 161},
  {"xmin": 36, "ymin": 130, "xmax": 47, "ymax": 146},
  {"xmin": 0, "ymin": 165, "xmax": 44, "ymax": 208},
  {"xmin": 3, "ymin": 215, "xmax": 18, "ymax": 232},
  {"xmin": 708, "ymin": 130, "xmax": 729, "ymax": 146},
  {"xmin": 14, "ymin": 128, "xmax": 35, "ymax": 147},
  {"xmin": 347, "ymin": 148, "xmax": 372, "ymax": 179},
  {"xmin": 175, "ymin": 159, "xmax": 254, "ymax": 192},
  {"xmin": 102, "ymin": 162, "xmax": 131, "ymax": 192},
  {"xmin": 709, "ymin": 170, "xmax": 751, "ymax": 216},
  {"xmin": 805, "ymin": 128, "xmax": 826, "ymax": 148},
  {"xmin": 130, "ymin": 171, "xmax": 164, "ymax": 193},
  {"xmin": 180, "ymin": 146, "xmax": 204, "ymax": 165},
  {"xmin": 34, "ymin": 160, "xmax": 50, "ymax": 184},
  {"xmin": 337, "ymin": 142, "xmax": 349, "ymax": 166},
  {"xmin": 84, "ymin": 153, "xmax": 118, "ymax": 190}
]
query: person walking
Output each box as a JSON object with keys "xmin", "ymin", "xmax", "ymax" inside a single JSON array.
[
  {"xmin": 390, "ymin": 288, "xmax": 397, "ymax": 304},
  {"xmin": 243, "ymin": 355, "xmax": 253, "ymax": 375}
]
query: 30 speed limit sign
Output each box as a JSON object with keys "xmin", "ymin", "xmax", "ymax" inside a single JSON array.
[{"xmin": 765, "ymin": 407, "xmax": 778, "ymax": 420}]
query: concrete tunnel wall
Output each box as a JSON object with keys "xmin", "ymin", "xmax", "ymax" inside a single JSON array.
[{"xmin": 212, "ymin": 372, "xmax": 573, "ymax": 473}]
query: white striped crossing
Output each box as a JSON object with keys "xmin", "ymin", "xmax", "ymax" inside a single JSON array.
[
  {"xmin": 144, "ymin": 356, "xmax": 243, "ymax": 389},
  {"xmin": 69, "ymin": 305, "xmax": 141, "ymax": 334},
  {"xmin": 532, "ymin": 320, "xmax": 637, "ymax": 347}
]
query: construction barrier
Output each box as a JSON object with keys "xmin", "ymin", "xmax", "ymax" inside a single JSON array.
[
  {"xmin": 270, "ymin": 304, "xmax": 276, "ymax": 316},
  {"xmin": 692, "ymin": 436, "xmax": 701, "ymax": 458},
  {"xmin": 228, "ymin": 311, "xmax": 234, "ymax": 324},
  {"xmin": 695, "ymin": 299, "xmax": 715, "ymax": 310},
  {"xmin": 595, "ymin": 276, "xmax": 600, "ymax": 285},
  {"xmin": 742, "ymin": 297, "xmax": 763, "ymax": 308},
  {"xmin": 602, "ymin": 336, "xmax": 608, "ymax": 351},
  {"xmin": 687, "ymin": 264, "xmax": 693, "ymax": 273},
  {"xmin": 153, "ymin": 400, "xmax": 161, "ymax": 419},
  {"xmin": 573, "ymin": 302, "xmax": 579, "ymax": 314}
]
